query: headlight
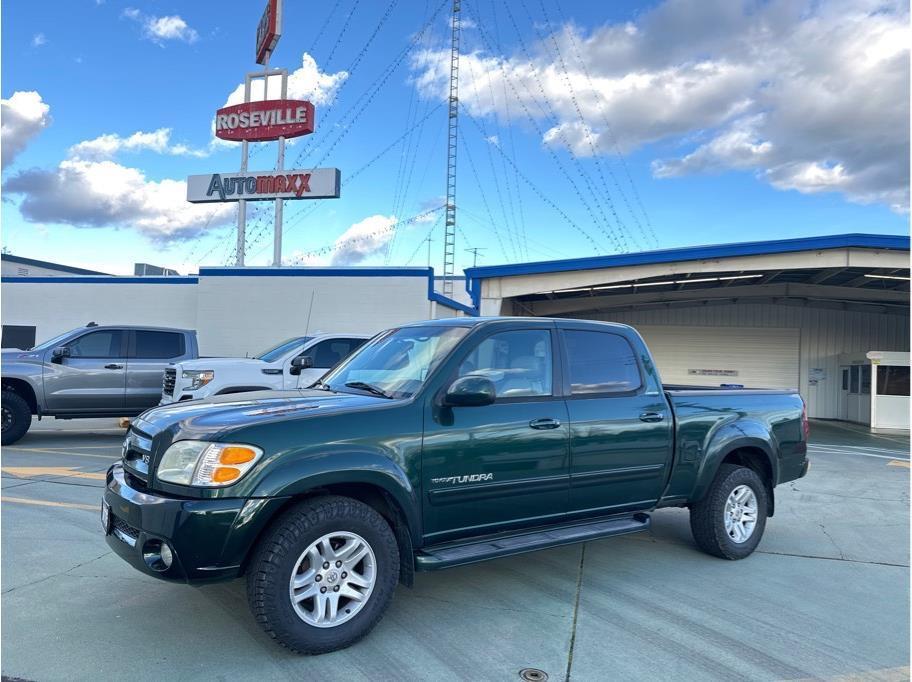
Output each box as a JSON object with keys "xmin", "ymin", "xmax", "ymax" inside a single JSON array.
[
  {"xmin": 156, "ymin": 440, "xmax": 263, "ymax": 487},
  {"xmin": 182, "ymin": 370, "xmax": 214, "ymax": 390}
]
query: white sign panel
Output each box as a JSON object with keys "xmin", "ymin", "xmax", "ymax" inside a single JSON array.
[{"xmin": 187, "ymin": 169, "xmax": 341, "ymax": 203}]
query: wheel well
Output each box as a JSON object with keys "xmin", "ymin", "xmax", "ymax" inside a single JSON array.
[
  {"xmin": 721, "ymin": 447, "xmax": 775, "ymax": 516},
  {"xmin": 2, "ymin": 378, "xmax": 38, "ymax": 414},
  {"xmin": 244, "ymin": 483, "xmax": 416, "ymax": 586}
]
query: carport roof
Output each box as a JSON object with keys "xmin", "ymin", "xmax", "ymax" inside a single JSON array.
[{"xmin": 464, "ymin": 233, "xmax": 909, "ymax": 279}]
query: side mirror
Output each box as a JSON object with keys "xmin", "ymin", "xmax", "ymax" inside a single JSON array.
[
  {"xmin": 51, "ymin": 347, "xmax": 70, "ymax": 364},
  {"xmin": 290, "ymin": 355, "xmax": 314, "ymax": 375},
  {"xmin": 443, "ymin": 375, "xmax": 496, "ymax": 407}
]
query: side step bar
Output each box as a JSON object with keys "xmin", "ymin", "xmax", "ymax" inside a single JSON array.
[{"xmin": 415, "ymin": 512, "xmax": 650, "ymax": 571}]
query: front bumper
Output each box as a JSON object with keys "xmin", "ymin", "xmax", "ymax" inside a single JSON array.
[{"xmin": 103, "ymin": 464, "xmax": 283, "ymax": 583}]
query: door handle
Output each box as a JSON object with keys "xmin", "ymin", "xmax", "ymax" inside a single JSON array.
[
  {"xmin": 529, "ymin": 417, "xmax": 561, "ymax": 430},
  {"xmin": 639, "ymin": 412, "xmax": 665, "ymax": 423},
  {"xmin": 104, "ymin": 363, "xmax": 124, "ymax": 370}
]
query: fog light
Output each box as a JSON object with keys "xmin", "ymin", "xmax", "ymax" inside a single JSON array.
[
  {"xmin": 142, "ymin": 539, "xmax": 173, "ymax": 572},
  {"xmin": 160, "ymin": 542, "xmax": 173, "ymax": 569}
]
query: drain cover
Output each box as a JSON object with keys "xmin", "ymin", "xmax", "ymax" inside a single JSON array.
[{"xmin": 519, "ymin": 669, "xmax": 549, "ymax": 682}]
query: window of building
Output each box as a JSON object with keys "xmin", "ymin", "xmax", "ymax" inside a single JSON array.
[
  {"xmin": 842, "ymin": 369, "xmax": 849, "ymax": 391},
  {"xmin": 131, "ymin": 331, "xmax": 184, "ymax": 359},
  {"xmin": 68, "ymin": 330, "xmax": 124, "ymax": 358},
  {"xmin": 1, "ymin": 325, "xmax": 36, "ymax": 350},
  {"xmin": 877, "ymin": 366, "xmax": 910, "ymax": 396},
  {"xmin": 563, "ymin": 330, "xmax": 642, "ymax": 395},
  {"xmin": 849, "ymin": 365, "xmax": 860, "ymax": 393},
  {"xmin": 458, "ymin": 329, "xmax": 553, "ymax": 398},
  {"xmin": 861, "ymin": 365, "xmax": 871, "ymax": 395}
]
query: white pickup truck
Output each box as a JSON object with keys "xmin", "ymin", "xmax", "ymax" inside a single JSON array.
[{"xmin": 160, "ymin": 333, "xmax": 370, "ymax": 404}]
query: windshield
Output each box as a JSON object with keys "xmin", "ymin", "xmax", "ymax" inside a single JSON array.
[
  {"xmin": 255, "ymin": 336, "xmax": 312, "ymax": 362},
  {"xmin": 320, "ymin": 326, "xmax": 469, "ymax": 399},
  {"xmin": 28, "ymin": 330, "xmax": 76, "ymax": 351}
]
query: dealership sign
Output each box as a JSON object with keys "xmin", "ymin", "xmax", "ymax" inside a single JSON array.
[
  {"xmin": 256, "ymin": 0, "xmax": 282, "ymax": 65},
  {"xmin": 187, "ymin": 169, "xmax": 341, "ymax": 203},
  {"xmin": 215, "ymin": 100, "xmax": 314, "ymax": 142}
]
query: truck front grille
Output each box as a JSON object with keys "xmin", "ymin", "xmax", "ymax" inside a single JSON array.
[{"xmin": 162, "ymin": 368, "xmax": 176, "ymax": 396}]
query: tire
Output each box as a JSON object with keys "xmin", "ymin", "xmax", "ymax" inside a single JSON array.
[
  {"xmin": 246, "ymin": 495, "xmax": 400, "ymax": 654},
  {"xmin": 1, "ymin": 390, "xmax": 32, "ymax": 446},
  {"xmin": 689, "ymin": 464, "xmax": 768, "ymax": 560}
]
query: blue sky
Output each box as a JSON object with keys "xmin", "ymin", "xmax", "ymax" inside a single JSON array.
[{"xmin": 1, "ymin": 0, "xmax": 908, "ymax": 275}]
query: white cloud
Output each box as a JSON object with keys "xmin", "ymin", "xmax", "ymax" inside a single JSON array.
[
  {"xmin": 123, "ymin": 8, "xmax": 199, "ymax": 45},
  {"xmin": 32, "ymin": 33, "xmax": 47, "ymax": 47},
  {"xmin": 3, "ymin": 158, "xmax": 233, "ymax": 242},
  {"xmin": 223, "ymin": 53, "xmax": 348, "ymax": 109},
  {"xmin": 1, "ymin": 91, "xmax": 51, "ymax": 170},
  {"xmin": 331, "ymin": 214, "xmax": 398, "ymax": 265},
  {"xmin": 69, "ymin": 128, "xmax": 208, "ymax": 160},
  {"xmin": 412, "ymin": 0, "xmax": 910, "ymax": 211}
]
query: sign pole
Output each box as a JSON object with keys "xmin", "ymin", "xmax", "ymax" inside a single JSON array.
[
  {"xmin": 274, "ymin": 71, "xmax": 287, "ymax": 267},
  {"xmin": 236, "ymin": 76, "xmax": 253, "ymax": 267}
]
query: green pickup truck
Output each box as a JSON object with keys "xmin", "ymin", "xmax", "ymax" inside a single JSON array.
[{"xmin": 103, "ymin": 317, "xmax": 809, "ymax": 654}]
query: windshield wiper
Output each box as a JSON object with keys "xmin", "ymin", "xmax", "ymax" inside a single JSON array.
[{"xmin": 344, "ymin": 381, "xmax": 393, "ymax": 399}]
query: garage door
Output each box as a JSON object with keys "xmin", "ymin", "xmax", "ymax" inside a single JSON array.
[{"xmin": 634, "ymin": 325, "xmax": 800, "ymax": 390}]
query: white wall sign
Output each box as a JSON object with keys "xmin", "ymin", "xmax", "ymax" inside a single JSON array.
[{"xmin": 187, "ymin": 168, "xmax": 341, "ymax": 203}]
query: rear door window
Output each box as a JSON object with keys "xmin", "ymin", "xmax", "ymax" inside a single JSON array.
[
  {"xmin": 563, "ymin": 330, "xmax": 642, "ymax": 395},
  {"xmin": 130, "ymin": 331, "xmax": 185, "ymax": 359}
]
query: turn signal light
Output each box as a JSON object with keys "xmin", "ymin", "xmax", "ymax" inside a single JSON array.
[
  {"xmin": 219, "ymin": 446, "xmax": 258, "ymax": 465},
  {"xmin": 212, "ymin": 467, "xmax": 241, "ymax": 483}
]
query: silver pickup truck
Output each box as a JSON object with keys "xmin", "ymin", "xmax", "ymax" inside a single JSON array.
[{"xmin": 1, "ymin": 324, "xmax": 198, "ymax": 445}]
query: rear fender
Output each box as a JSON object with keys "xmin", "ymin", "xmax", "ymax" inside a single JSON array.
[{"xmin": 691, "ymin": 420, "xmax": 778, "ymax": 505}]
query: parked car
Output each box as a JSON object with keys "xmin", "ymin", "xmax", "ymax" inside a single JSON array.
[
  {"xmin": 103, "ymin": 317, "xmax": 809, "ymax": 654},
  {"xmin": 161, "ymin": 334, "xmax": 370, "ymax": 404},
  {"xmin": 1, "ymin": 324, "xmax": 198, "ymax": 445}
]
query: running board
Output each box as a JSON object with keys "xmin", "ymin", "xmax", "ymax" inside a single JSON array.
[{"xmin": 415, "ymin": 513, "xmax": 650, "ymax": 571}]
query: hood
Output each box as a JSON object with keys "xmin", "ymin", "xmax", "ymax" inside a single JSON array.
[
  {"xmin": 1, "ymin": 349, "xmax": 43, "ymax": 364},
  {"xmin": 133, "ymin": 389, "xmax": 391, "ymax": 437},
  {"xmin": 175, "ymin": 357, "xmax": 271, "ymax": 370}
]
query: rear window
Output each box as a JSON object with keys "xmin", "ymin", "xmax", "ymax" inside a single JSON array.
[
  {"xmin": 131, "ymin": 331, "xmax": 184, "ymax": 359},
  {"xmin": 563, "ymin": 330, "xmax": 642, "ymax": 395}
]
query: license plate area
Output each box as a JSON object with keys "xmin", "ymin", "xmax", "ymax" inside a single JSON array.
[{"xmin": 101, "ymin": 500, "xmax": 111, "ymax": 535}]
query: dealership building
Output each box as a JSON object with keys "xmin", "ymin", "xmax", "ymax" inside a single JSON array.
[{"xmin": 2, "ymin": 233, "xmax": 909, "ymax": 429}]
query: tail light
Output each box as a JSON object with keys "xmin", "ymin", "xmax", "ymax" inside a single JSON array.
[{"xmin": 801, "ymin": 400, "xmax": 810, "ymax": 440}]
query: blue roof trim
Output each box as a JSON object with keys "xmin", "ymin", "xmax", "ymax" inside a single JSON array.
[
  {"xmin": 2, "ymin": 276, "xmax": 199, "ymax": 284},
  {"xmin": 200, "ymin": 266, "xmax": 431, "ymax": 277},
  {"xmin": 464, "ymin": 233, "xmax": 910, "ymax": 281}
]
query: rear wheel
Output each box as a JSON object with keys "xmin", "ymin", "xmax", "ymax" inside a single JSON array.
[
  {"xmin": 689, "ymin": 464, "xmax": 768, "ymax": 560},
  {"xmin": 1, "ymin": 390, "xmax": 32, "ymax": 445},
  {"xmin": 246, "ymin": 495, "xmax": 399, "ymax": 654}
]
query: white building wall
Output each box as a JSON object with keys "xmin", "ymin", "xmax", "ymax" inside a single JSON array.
[
  {"xmin": 0, "ymin": 281, "xmax": 198, "ymax": 345},
  {"xmin": 579, "ymin": 302, "xmax": 909, "ymax": 419},
  {"xmin": 195, "ymin": 274, "xmax": 439, "ymax": 356}
]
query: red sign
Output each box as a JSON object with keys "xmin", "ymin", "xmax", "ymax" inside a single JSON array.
[
  {"xmin": 255, "ymin": 0, "xmax": 282, "ymax": 65},
  {"xmin": 215, "ymin": 100, "xmax": 314, "ymax": 142}
]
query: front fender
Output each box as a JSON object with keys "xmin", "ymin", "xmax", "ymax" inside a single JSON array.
[
  {"xmin": 249, "ymin": 449, "xmax": 421, "ymax": 540},
  {"xmin": 691, "ymin": 419, "xmax": 778, "ymax": 503}
]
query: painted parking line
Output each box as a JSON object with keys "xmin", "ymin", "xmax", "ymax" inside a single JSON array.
[
  {"xmin": 2, "ymin": 466, "xmax": 107, "ymax": 481},
  {"xmin": 887, "ymin": 460, "xmax": 911, "ymax": 469},
  {"xmin": 1, "ymin": 496, "xmax": 97, "ymax": 511},
  {"xmin": 808, "ymin": 446, "xmax": 910, "ymax": 462},
  {"xmin": 1, "ymin": 447, "xmax": 119, "ymax": 460}
]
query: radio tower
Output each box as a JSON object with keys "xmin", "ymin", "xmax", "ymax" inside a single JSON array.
[{"xmin": 442, "ymin": 0, "xmax": 461, "ymax": 297}]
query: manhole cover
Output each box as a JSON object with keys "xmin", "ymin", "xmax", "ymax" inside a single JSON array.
[{"xmin": 519, "ymin": 669, "xmax": 549, "ymax": 682}]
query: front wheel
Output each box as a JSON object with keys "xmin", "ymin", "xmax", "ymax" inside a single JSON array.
[
  {"xmin": 689, "ymin": 464, "xmax": 768, "ymax": 560},
  {"xmin": 1, "ymin": 390, "xmax": 32, "ymax": 446},
  {"xmin": 246, "ymin": 495, "xmax": 400, "ymax": 654}
]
